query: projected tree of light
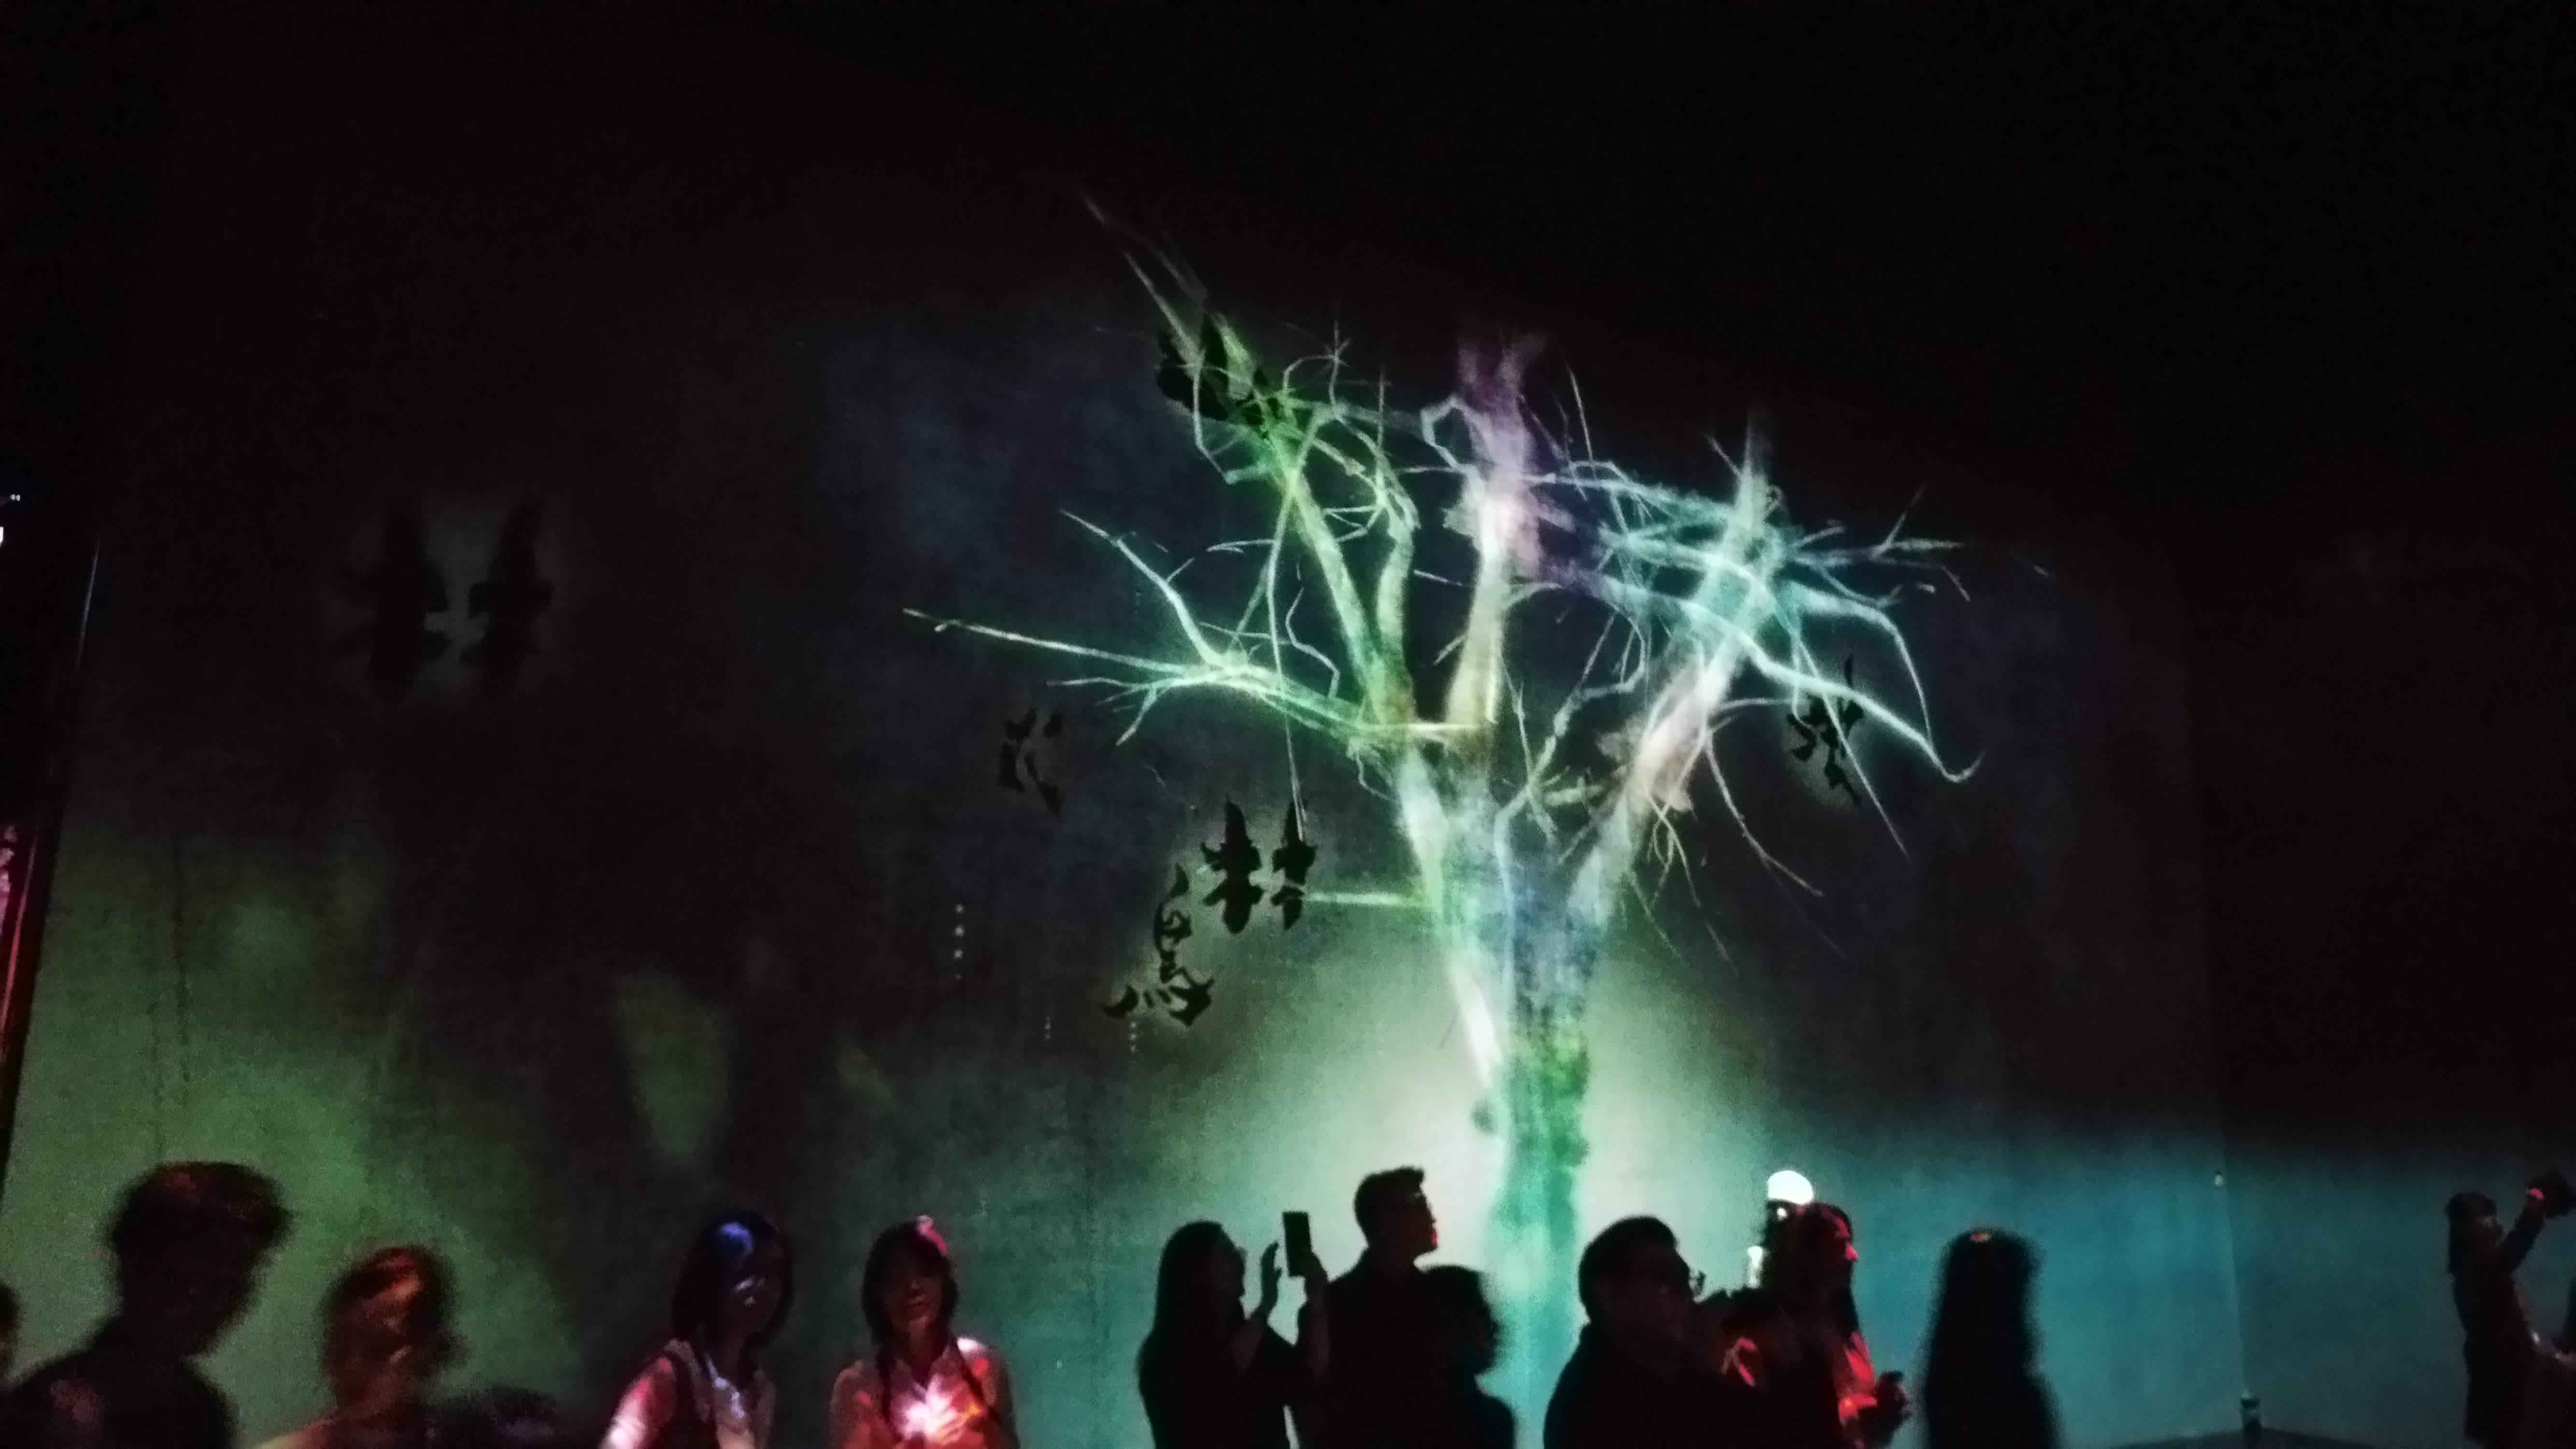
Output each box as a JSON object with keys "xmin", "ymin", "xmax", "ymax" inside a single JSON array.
[{"xmin": 913, "ymin": 232, "xmax": 1974, "ymax": 1394}]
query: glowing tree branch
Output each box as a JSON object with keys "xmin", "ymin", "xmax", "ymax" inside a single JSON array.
[{"xmin": 911, "ymin": 227, "xmax": 1973, "ymax": 1406}]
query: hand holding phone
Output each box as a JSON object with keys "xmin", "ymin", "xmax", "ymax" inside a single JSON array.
[{"xmin": 1283, "ymin": 1210, "xmax": 1320, "ymax": 1280}]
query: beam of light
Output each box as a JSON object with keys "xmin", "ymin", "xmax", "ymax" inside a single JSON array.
[
  {"xmin": 1300, "ymin": 890, "xmax": 1424, "ymax": 909},
  {"xmin": 913, "ymin": 218, "xmax": 1974, "ymax": 1408}
]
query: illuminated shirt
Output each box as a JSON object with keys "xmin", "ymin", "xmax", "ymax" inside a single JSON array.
[
  {"xmin": 601, "ymin": 1343, "xmax": 773, "ymax": 1449},
  {"xmin": 828, "ymin": 1339, "xmax": 1014, "ymax": 1449}
]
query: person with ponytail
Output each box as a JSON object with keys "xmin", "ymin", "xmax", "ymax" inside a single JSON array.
[
  {"xmin": 828, "ymin": 1220, "xmax": 1017, "ymax": 1449},
  {"xmin": 601, "ymin": 1212, "xmax": 792, "ymax": 1449}
]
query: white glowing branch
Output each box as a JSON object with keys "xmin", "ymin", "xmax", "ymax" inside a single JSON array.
[{"xmin": 917, "ymin": 223, "xmax": 1970, "ymax": 1086}]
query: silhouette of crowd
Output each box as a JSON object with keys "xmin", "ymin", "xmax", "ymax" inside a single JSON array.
[
  {"xmin": 0, "ymin": 1159, "xmax": 2069, "ymax": 1449},
  {"xmin": 7, "ymin": 1157, "xmax": 2571, "ymax": 1448}
]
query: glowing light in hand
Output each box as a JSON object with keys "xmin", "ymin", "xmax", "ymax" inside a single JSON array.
[{"xmin": 898, "ymin": 1384, "xmax": 965, "ymax": 1445}]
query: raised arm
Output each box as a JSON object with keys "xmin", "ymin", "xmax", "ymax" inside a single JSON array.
[
  {"xmin": 2501, "ymin": 1190, "xmax": 2550, "ymax": 1273},
  {"xmin": 1231, "ymin": 1244, "xmax": 1284, "ymax": 1374},
  {"xmin": 1293, "ymin": 1259, "xmax": 1330, "ymax": 1390}
]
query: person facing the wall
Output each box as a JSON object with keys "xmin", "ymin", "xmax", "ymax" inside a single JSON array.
[
  {"xmin": 601, "ymin": 1212, "xmax": 791, "ymax": 1449},
  {"xmin": 829, "ymin": 1219, "xmax": 1016, "ymax": 1449},
  {"xmin": 261, "ymin": 1247, "xmax": 458, "ymax": 1449},
  {"xmin": 1921, "ymin": 1230, "xmax": 2056, "ymax": 1449},
  {"xmin": 1136, "ymin": 1221, "xmax": 1329, "ymax": 1449},
  {"xmin": 2452, "ymin": 1174, "xmax": 2574, "ymax": 1449},
  {"xmin": 1546, "ymin": 1216, "xmax": 1736, "ymax": 1449},
  {"xmin": 0, "ymin": 1162, "xmax": 289, "ymax": 1449},
  {"xmin": 2518, "ymin": 1277, "xmax": 2576, "ymax": 1449},
  {"xmin": 1320, "ymin": 1167, "xmax": 1440, "ymax": 1447}
]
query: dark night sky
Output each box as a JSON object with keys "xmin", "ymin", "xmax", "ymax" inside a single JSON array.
[{"xmin": 795, "ymin": 6, "xmax": 2572, "ymax": 521}]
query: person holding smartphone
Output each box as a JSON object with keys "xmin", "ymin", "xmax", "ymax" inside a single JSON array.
[
  {"xmin": 1137, "ymin": 1219, "xmax": 1330, "ymax": 1449},
  {"xmin": 2451, "ymin": 1171, "xmax": 2575, "ymax": 1449}
]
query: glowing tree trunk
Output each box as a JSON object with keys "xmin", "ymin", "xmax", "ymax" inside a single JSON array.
[{"xmin": 914, "ymin": 225, "xmax": 1968, "ymax": 1412}]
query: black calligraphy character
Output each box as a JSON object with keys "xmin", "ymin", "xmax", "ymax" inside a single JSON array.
[
  {"xmin": 1785, "ymin": 656, "xmax": 1867, "ymax": 801},
  {"xmin": 1270, "ymin": 802, "xmax": 1317, "ymax": 928},
  {"xmin": 998, "ymin": 707, "xmax": 1066, "ymax": 813},
  {"xmin": 1152, "ymin": 864, "xmax": 1194, "ymax": 974},
  {"xmin": 1201, "ymin": 801, "xmax": 1264, "ymax": 934},
  {"xmin": 1163, "ymin": 967, "xmax": 1215, "ymax": 1027},
  {"xmin": 338, "ymin": 502, "xmax": 448, "ymax": 701},
  {"xmin": 463, "ymin": 503, "xmax": 553, "ymax": 696}
]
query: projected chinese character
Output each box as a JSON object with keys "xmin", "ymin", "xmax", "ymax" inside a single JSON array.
[
  {"xmin": 1271, "ymin": 802, "xmax": 1317, "ymax": 928},
  {"xmin": 1784, "ymin": 656, "xmax": 1868, "ymax": 801},
  {"xmin": 338, "ymin": 502, "xmax": 448, "ymax": 701},
  {"xmin": 1200, "ymin": 801, "xmax": 1264, "ymax": 934},
  {"xmin": 996, "ymin": 706, "xmax": 1065, "ymax": 815},
  {"xmin": 463, "ymin": 502, "xmax": 554, "ymax": 696}
]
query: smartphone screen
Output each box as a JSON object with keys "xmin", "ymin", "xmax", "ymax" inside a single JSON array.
[{"xmin": 1283, "ymin": 1210, "xmax": 1314, "ymax": 1274}]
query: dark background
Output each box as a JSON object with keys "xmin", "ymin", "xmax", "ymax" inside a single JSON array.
[{"xmin": 5, "ymin": 6, "xmax": 2571, "ymax": 1448}]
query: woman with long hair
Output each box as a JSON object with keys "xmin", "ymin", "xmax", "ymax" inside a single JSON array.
[
  {"xmin": 1921, "ymin": 1230, "xmax": 2055, "ymax": 1449},
  {"xmin": 1136, "ymin": 1221, "xmax": 1328, "ymax": 1449},
  {"xmin": 601, "ymin": 1212, "xmax": 793, "ymax": 1449},
  {"xmin": 829, "ymin": 1219, "xmax": 1017, "ymax": 1449},
  {"xmin": 262, "ymin": 1247, "xmax": 459, "ymax": 1449},
  {"xmin": 1719, "ymin": 1203, "xmax": 1907, "ymax": 1449}
]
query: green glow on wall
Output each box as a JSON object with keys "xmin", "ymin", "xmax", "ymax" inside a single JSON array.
[{"xmin": 913, "ymin": 221, "xmax": 1975, "ymax": 1398}]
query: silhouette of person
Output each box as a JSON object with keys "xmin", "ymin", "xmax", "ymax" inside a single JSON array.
[
  {"xmin": 258, "ymin": 1248, "xmax": 458, "ymax": 1449},
  {"xmin": 1421, "ymin": 1267, "xmax": 1511, "ymax": 1449},
  {"xmin": 1922, "ymin": 1231, "xmax": 2056, "ymax": 1449},
  {"xmin": 441, "ymin": 1392, "xmax": 574, "ymax": 1449},
  {"xmin": 602, "ymin": 1212, "xmax": 792, "ymax": 1449},
  {"xmin": 1546, "ymin": 1216, "xmax": 1739, "ymax": 1449},
  {"xmin": 0, "ymin": 1163, "xmax": 289, "ymax": 1449},
  {"xmin": 2, "ymin": 1281, "xmax": 19, "ymax": 1386},
  {"xmin": 2453, "ymin": 1178, "xmax": 2572, "ymax": 1449},
  {"xmin": 1137, "ymin": 1221, "xmax": 1329, "ymax": 1449},
  {"xmin": 2520, "ymin": 1278, "xmax": 2576, "ymax": 1449},
  {"xmin": 829, "ymin": 1219, "xmax": 1017, "ymax": 1449},
  {"xmin": 1721, "ymin": 1203, "xmax": 1907, "ymax": 1449},
  {"xmin": 1321, "ymin": 1168, "xmax": 1441, "ymax": 1448}
]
